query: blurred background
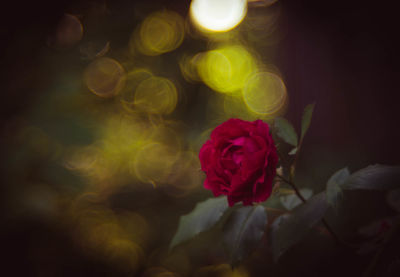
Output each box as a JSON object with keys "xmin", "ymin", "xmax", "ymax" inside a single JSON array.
[{"xmin": 1, "ymin": 0, "xmax": 399, "ymax": 276}]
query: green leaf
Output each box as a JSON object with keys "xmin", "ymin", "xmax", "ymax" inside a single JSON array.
[
  {"xmin": 343, "ymin": 164, "xmax": 400, "ymax": 190},
  {"xmin": 326, "ymin": 167, "xmax": 350, "ymax": 208},
  {"xmin": 288, "ymin": 147, "xmax": 297, "ymax": 155},
  {"xmin": 223, "ymin": 205, "xmax": 267, "ymax": 266},
  {"xmin": 262, "ymin": 194, "xmax": 282, "ymax": 209},
  {"xmin": 274, "ymin": 117, "xmax": 298, "ymax": 147},
  {"xmin": 170, "ymin": 197, "xmax": 229, "ymax": 250},
  {"xmin": 387, "ymin": 189, "xmax": 400, "ymax": 213},
  {"xmin": 300, "ymin": 103, "xmax": 315, "ymax": 140},
  {"xmin": 280, "ymin": 188, "xmax": 313, "ymax": 211},
  {"xmin": 271, "ymin": 192, "xmax": 328, "ymax": 261}
]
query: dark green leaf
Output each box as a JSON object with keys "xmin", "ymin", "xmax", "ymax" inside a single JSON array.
[
  {"xmin": 262, "ymin": 195, "xmax": 283, "ymax": 209},
  {"xmin": 274, "ymin": 117, "xmax": 298, "ymax": 147},
  {"xmin": 170, "ymin": 197, "xmax": 229, "ymax": 250},
  {"xmin": 271, "ymin": 192, "xmax": 328, "ymax": 261},
  {"xmin": 326, "ymin": 167, "xmax": 350, "ymax": 208},
  {"xmin": 280, "ymin": 188, "xmax": 313, "ymax": 211},
  {"xmin": 358, "ymin": 216, "xmax": 398, "ymax": 238},
  {"xmin": 387, "ymin": 189, "xmax": 400, "ymax": 213},
  {"xmin": 343, "ymin": 164, "xmax": 400, "ymax": 190},
  {"xmin": 288, "ymin": 147, "xmax": 297, "ymax": 155},
  {"xmin": 300, "ymin": 103, "xmax": 315, "ymax": 140},
  {"xmin": 223, "ymin": 205, "xmax": 267, "ymax": 266}
]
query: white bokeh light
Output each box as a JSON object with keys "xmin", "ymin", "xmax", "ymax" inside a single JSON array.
[{"xmin": 190, "ymin": 0, "xmax": 247, "ymax": 32}]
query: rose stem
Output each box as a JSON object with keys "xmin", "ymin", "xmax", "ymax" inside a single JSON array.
[
  {"xmin": 287, "ymin": 130, "xmax": 352, "ymax": 248},
  {"xmin": 276, "ymin": 174, "xmax": 354, "ymax": 248}
]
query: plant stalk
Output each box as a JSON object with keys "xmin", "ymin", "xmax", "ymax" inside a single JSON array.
[{"xmin": 276, "ymin": 174, "xmax": 353, "ymax": 248}]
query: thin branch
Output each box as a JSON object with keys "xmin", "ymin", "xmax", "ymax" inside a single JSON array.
[{"xmin": 276, "ymin": 174, "xmax": 355, "ymax": 248}]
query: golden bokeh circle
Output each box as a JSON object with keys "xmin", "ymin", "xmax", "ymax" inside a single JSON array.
[
  {"xmin": 134, "ymin": 77, "xmax": 178, "ymax": 114},
  {"xmin": 243, "ymin": 72, "xmax": 287, "ymax": 115},
  {"xmin": 136, "ymin": 10, "xmax": 185, "ymax": 56},
  {"xmin": 84, "ymin": 57, "xmax": 126, "ymax": 98}
]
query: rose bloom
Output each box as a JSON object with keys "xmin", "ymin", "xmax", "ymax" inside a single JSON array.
[{"xmin": 199, "ymin": 119, "xmax": 278, "ymax": 206}]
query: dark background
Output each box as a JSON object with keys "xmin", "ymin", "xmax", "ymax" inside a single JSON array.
[{"xmin": 1, "ymin": 0, "xmax": 399, "ymax": 276}]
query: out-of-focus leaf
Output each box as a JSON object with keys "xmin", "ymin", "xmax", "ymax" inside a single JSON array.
[
  {"xmin": 387, "ymin": 189, "xmax": 400, "ymax": 213},
  {"xmin": 357, "ymin": 216, "xmax": 400, "ymax": 255},
  {"xmin": 357, "ymin": 240, "xmax": 382, "ymax": 255},
  {"xmin": 271, "ymin": 192, "xmax": 328, "ymax": 261},
  {"xmin": 343, "ymin": 164, "xmax": 400, "ymax": 190},
  {"xmin": 263, "ymin": 194, "xmax": 283, "ymax": 209},
  {"xmin": 274, "ymin": 117, "xmax": 298, "ymax": 147},
  {"xmin": 288, "ymin": 147, "xmax": 297, "ymax": 155},
  {"xmin": 326, "ymin": 167, "xmax": 350, "ymax": 208},
  {"xmin": 358, "ymin": 216, "xmax": 396, "ymax": 238},
  {"xmin": 300, "ymin": 103, "xmax": 315, "ymax": 140},
  {"xmin": 280, "ymin": 188, "xmax": 313, "ymax": 211},
  {"xmin": 170, "ymin": 197, "xmax": 229, "ymax": 250},
  {"xmin": 223, "ymin": 205, "xmax": 267, "ymax": 266}
]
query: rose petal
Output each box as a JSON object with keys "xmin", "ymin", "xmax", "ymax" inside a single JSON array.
[{"xmin": 199, "ymin": 140, "xmax": 214, "ymax": 171}]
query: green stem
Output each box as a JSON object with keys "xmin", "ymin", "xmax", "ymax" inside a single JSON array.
[
  {"xmin": 278, "ymin": 128, "xmax": 356, "ymax": 249},
  {"xmin": 276, "ymin": 174, "xmax": 354, "ymax": 248},
  {"xmin": 289, "ymin": 137, "xmax": 303, "ymax": 182}
]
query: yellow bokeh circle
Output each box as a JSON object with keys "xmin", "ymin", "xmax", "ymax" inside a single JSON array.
[
  {"xmin": 84, "ymin": 57, "xmax": 126, "ymax": 98},
  {"xmin": 134, "ymin": 77, "xmax": 178, "ymax": 114},
  {"xmin": 135, "ymin": 10, "xmax": 185, "ymax": 56},
  {"xmin": 197, "ymin": 45, "xmax": 257, "ymax": 93},
  {"xmin": 243, "ymin": 72, "xmax": 287, "ymax": 115}
]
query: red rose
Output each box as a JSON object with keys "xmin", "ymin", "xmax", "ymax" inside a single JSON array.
[{"xmin": 199, "ymin": 119, "xmax": 279, "ymax": 206}]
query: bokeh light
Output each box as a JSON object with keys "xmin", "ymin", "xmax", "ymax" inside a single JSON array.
[
  {"xmin": 179, "ymin": 53, "xmax": 202, "ymax": 83},
  {"xmin": 80, "ymin": 40, "xmax": 110, "ymax": 60},
  {"xmin": 134, "ymin": 10, "xmax": 185, "ymax": 56},
  {"xmin": 162, "ymin": 150, "xmax": 202, "ymax": 197},
  {"xmin": 197, "ymin": 45, "xmax": 257, "ymax": 93},
  {"xmin": 70, "ymin": 201, "xmax": 146, "ymax": 274},
  {"xmin": 134, "ymin": 76, "xmax": 178, "ymax": 114},
  {"xmin": 119, "ymin": 69, "xmax": 153, "ymax": 112},
  {"xmin": 47, "ymin": 14, "xmax": 83, "ymax": 49},
  {"xmin": 132, "ymin": 142, "xmax": 180, "ymax": 187},
  {"xmin": 190, "ymin": 0, "xmax": 247, "ymax": 32},
  {"xmin": 84, "ymin": 57, "xmax": 126, "ymax": 98},
  {"xmin": 243, "ymin": 71, "xmax": 287, "ymax": 115}
]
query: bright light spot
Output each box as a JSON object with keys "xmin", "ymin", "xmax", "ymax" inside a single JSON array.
[
  {"xmin": 134, "ymin": 10, "xmax": 185, "ymax": 56},
  {"xmin": 134, "ymin": 77, "xmax": 178, "ymax": 114},
  {"xmin": 243, "ymin": 72, "xmax": 287, "ymax": 115},
  {"xmin": 197, "ymin": 45, "xmax": 257, "ymax": 93},
  {"xmin": 190, "ymin": 0, "xmax": 247, "ymax": 32},
  {"xmin": 84, "ymin": 57, "xmax": 126, "ymax": 98}
]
